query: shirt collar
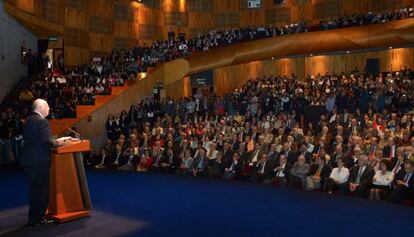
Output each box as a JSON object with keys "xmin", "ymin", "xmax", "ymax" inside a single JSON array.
[{"xmin": 34, "ymin": 111, "xmax": 44, "ymax": 118}]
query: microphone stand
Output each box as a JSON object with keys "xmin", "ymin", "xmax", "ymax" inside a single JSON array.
[{"xmin": 61, "ymin": 121, "xmax": 83, "ymax": 141}]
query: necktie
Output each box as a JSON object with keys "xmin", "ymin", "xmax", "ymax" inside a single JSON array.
[
  {"xmin": 230, "ymin": 161, "xmax": 236, "ymax": 171},
  {"xmin": 390, "ymin": 146, "xmax": 395, "ymax": 158},
  {"xmin": 261, "ymin": 162, "xmax": 266, "ymax": 173},
  {"xmin": 369, "ymin": 145, "xmax": 376, "ymax": 159},
  {"xmin": 315, "ymin": 167, "xmax": 321, "ymax": 177},
  {"xmin": 393, "ymin": 160, "xmax": 402, "ymax": 174},
  {"xmin": 404, "ymin": 173, "xmax": 412, "ymax": 183},
  {"xmin": 356, "ymin": 167, "xmax": 364, "ymax": 184}
]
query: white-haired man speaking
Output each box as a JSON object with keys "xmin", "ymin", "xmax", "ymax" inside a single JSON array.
[{"xmin": 20, "ymin": 99, "xmax": 62, "ymax": 227}]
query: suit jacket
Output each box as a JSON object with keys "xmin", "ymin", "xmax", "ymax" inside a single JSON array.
[
  {"xmin": 327, "ymin": 153, "xmax": 343, "ymax": 168},
  {"xmin": 222, "ymin": 150, "xmax": 234, "ymax": 166},
  {"xmin": 248, "ymin": 150, "xmax": 261, "ymax": 163},
  {"xmin": 192, "ymin": 155, "xmax": 208, "ymax": 170},
  {"xmin": 20, "ymin": 113, "xmax": 57, "ymax": 168},
  {"xmin": 266, "ymin": 151, "xmax": 279, "ymax": 163},
  {"xmin": 307, "ymin": 164, "xmax": 332, "ymax": 186},
  {"xmin": 394, "ymin": 170, "xmax": 414, "ymax": 191},
  {"xmin": 254, "ymin": 160, "xmax": 274, "ymax": 177},
  {"xmin": 272, "ymin": 162, "xmax": 291, "ymax": 178},
  {"xmin": 225, "ymin": 160, "xmax": 243, "ymax": 174},
  {"xmin": 160, "ymin": 153, "xmax": 180, "ymax": 167},
  {"xmin": 209, "ymin": 159, "xmax": 226, "ymax": 175},
  {"xmin": 390, "ymin": 157, "xmax": 405, "ymax": 172},
  {"xmin": 348, "ymin": 165, "xmax": 375, "ymax": 188},
  {"xmin": 286, "ymin": 151, "xmax": 299, "ymax": 165},
  {"xmin": 382, "ymin": 145, "xmax": 396, "ymax": 158}
]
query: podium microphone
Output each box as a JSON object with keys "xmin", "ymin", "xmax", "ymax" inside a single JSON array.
[{"xmin": 60, "ymin": 121, "xmax": 83, "ymax": 140}]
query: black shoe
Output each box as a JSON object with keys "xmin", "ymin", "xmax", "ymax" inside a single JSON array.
[
  {"xmin": 24, "ymin": 221, "xmax": 41, "ymax": 227},
  {"xmin": 40, "ymin": 218, "xmax": 56, "ymax": 225}
]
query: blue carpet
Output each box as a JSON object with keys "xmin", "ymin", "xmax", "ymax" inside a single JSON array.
[{"xmin": 0, "ymin": 168, "xmax": 413, "ymax": 237}]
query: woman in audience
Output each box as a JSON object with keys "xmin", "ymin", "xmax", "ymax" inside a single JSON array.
[
  {"xmin": 325, "ymin": 158, "xmax": 350, "ymax": 194},
  {"xmin": 137, "ymin": 149, "xmax": 153, "ymax": 172},
  {"xmin": 369, "ymin": 159, "xmax": 394, "ymax": 201}
]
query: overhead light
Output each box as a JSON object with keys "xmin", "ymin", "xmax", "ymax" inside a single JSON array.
[
  {"xmin": 389, "ymin": 46, "xmax": 393, "ymax": 49},
  {"xmin": 310, "ymin": 54, "xmax": 313, "ymax": 57},
  {"xmin": 346, "ymin": 51, "xmax": 350, "ymax": 54}
]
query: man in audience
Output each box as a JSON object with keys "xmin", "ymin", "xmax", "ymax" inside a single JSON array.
[
  {"xmin": 223, "ymin": 152, "xmax": 242, "ymax": 180},
  {"xmin": 250, "ymin": 153, "xmax": 274, "ymax": 183},
  {"xmin": 340, "ymin": 156, "xmax": 375, "ymax": 198},
  {"xmin": 289, "ymin": 155, "xmax": 310, "ymax": 188},
  {"xmin": 388, "ymin": 159, "xmax": 414, "ymax": 203},
  {"xmin": 264, "ymin": 154, "xmax": 291, "ymax": 186}
]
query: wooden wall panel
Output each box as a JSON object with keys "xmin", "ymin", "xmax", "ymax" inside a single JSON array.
[
  {"xmin": 7, "ymin": 0, "xmax": 414, "ymax": 66},
  {"xmin": 213, "ymin": 48, "xmax": 414, "ymax": 96}
]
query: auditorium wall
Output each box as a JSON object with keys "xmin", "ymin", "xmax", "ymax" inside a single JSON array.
[
  {"xmin": 5, "ymin": 0, "xmax": 414, "ymax": 67},
  {"xmin": 213, "ymin": 47, "xmax": 414, "ymax": 96},
  {"xmin": 0, "ymin": 1, "xmax": 37, "ymax": 100}
]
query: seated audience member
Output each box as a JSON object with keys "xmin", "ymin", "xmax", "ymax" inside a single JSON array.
[
  {"xmin": 87, "ymin": 64, "xmax": 414, "ymax": 207},
  {"xmin": 305, "ymin": 155, "xmax": 331, "ymax": 190},
  {"xmin": 325, "ymin": 158, "xmax": 350, "ymax": 194},
  {"xmin": 95, "ymin": 139, "xmax": 114, "ymax": 169},
  {"xmin": 192, "ymin": 148, "xmax": 208, "ymax": 176},
  {"xmin": 178, "ymin": 149, "xmax": 193, "ymax": 174},
  {"xmin": 264, "ymin": 154, "xmax": 291, "ymax": 186},
  {"xmin": 250, "ymin": 153, "xmax": 274, "ymax": 183},
  {"xmin": 328, "ymin": 145, "xmax": 344, "ymax": 168},
  {"xmin": 369, "ymin": 159, "xmax": 394, "ymax": 201},
  {"xmin": 289, "ymin": 155, "xmax": 310, "ymax": 188},
  {"xmin": 208, "ymin": 151, "xmax": 226, "ymax": 178},
  {"xmin": 137, "ymin": 149, "xmax": 153, "ymax": 172},
  {"xmin": 340, "ymin": 155, "xmax": 375, "ymax": 198},
  {"xmin": 118, "ymin": 141, "xmax": 138, "ymax": 171},
  {"xmin": 159, "ymin": 148, "xmax": 179, "ymax": 173},
  {"xmin": 223, "ymin": 152, "xmax": 242, "ymax": 180},
  {"xmin": 391, "ymin": 148, "xmax": 405, "ymax": 174},
  {"xmin": 388, "ymin": 159, "xmax": 414, "ymax": 203},
  {"xmin": 111, "ymin": 138, "xmax": 125, "ymax": 168}
]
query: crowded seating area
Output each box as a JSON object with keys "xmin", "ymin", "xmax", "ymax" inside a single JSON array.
[
  {"xmin": 87, "ymin": 66, "xmax": 414, "ymax": 205},
  {"xmin": 3, "ymin": 0, "xmax": 414, "ymax": 235},
  {"xmin": 1, "ymin": 4, "xmax": 413, "ymax": 124}
]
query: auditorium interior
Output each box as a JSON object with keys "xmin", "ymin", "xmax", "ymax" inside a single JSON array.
[{"xmin": 0, "ymin": 0, "xmax": 414, "ymax": 236}]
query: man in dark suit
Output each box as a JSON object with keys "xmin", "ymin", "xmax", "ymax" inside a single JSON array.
[
  {"xmin": 267, "ymin": 144, "xmax": 279, "ymax": 163},
  {"xmin": 263, "ymin": 154, "xmax": 291, "ymax": 186},
  {"xmin": 223, "ymin": 152, "xmax": 243, "ymax": 180},
  {"xmin": 20, "ymin": 99, "xmax": 61, "ymax": 227},
  {"xmin": 388, "ymin": 159, "xmax": 414, "ymax": 203},
  {"xmin": 327, "ymin": 145, "xmax": 344, "ymax": 168},
  {"xmin": 339, "ymin": 155, "xmax": 374, "ymax": 198},
  {"xmin": 250, "ymin": 154, "xmax": 274, "ymax": 183}
]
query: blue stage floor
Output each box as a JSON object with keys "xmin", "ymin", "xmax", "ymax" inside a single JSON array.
[{"xmin": 1, "ymin": 168, "xmax": 413, "ymax": 237}]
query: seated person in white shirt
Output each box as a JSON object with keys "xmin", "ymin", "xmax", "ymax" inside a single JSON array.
[
  {"xmin": 369, "ymin": 159, "xmax": 394, "ymax": 201},
  {"xmin": 325, "ymin": 158, "xmax": 350, "ymax": 194}
]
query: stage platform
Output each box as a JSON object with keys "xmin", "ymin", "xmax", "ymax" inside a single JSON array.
[{"xmin": 1, "ymin": 168, "xmax": 413, "ymax": 237}]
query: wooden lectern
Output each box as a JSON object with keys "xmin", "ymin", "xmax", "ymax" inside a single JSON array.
[{"xmin": 47, "ymin": 140, "xmax": 92, "ymax": 223}]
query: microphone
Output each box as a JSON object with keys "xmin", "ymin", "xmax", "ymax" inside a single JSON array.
[{"xmin": 59, "ymin": 121, "xmax": 82, "ymax": 140}]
